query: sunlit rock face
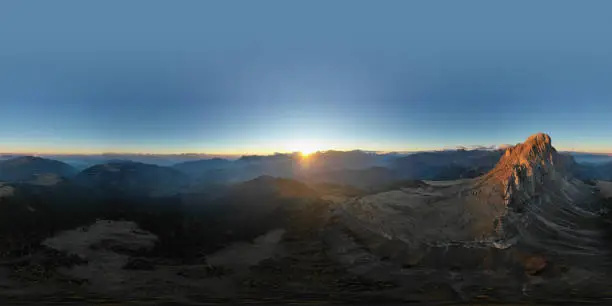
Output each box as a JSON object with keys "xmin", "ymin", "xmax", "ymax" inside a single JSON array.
[
  {"xmin": 491, "ymin": 133, "xmax": 562, "ymax": 208},
  {"xmin": 479, "ymin": 133, "xmax": 601, "ymax": 255},
  {"xmin": 333, "ymin": 133, "xmax": 604, "ymax": 271}
]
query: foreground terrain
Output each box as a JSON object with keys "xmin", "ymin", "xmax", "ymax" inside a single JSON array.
[{"xmin": 1, "ymin": 134, "xmax": 612, "ymax": 304}]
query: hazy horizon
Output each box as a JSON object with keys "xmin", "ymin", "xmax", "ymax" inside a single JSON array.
[
  {"xmin": 2, "ymin": 143, "xmax": 611, "ymax": 157},
  {"xmin": 2, "ymin": 1, "xmax": 612, "ymax": 154}
]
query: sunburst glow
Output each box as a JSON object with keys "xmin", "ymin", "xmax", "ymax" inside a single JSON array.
[
  {"xmin": 289, "ymin": 140, "xmax": 320, "ymax": 157},
  {"xmin": 300, "ymin": 150, "xmax": 315, "ymax": 157}
]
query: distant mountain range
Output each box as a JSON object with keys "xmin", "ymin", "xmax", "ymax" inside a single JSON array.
[
  {"xmin": 1, "ymin": 147, "xmax": 610, "ymax": 193},
  {"xmin": 2, "ymin": 149, "xmax": 610, "ymax": 172},
  {"xmin": 565, "ymin": 152, "xmax": 612, "ymax": 164}
]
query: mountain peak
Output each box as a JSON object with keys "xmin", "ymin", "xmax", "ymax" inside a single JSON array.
[
  {"xmin": 485, "ymin": 133, "xmax": 564, "ymax": 209},
  {"xmin": 522, "ymin": 132, "xmax": 553, "ymax": 156},
  {"xmin": 471, "ymin": 133, "xmax": 597, "ymax": 253},
  {"xmin": 497, "ymin": 133, "xmax": 556, "ymax": 173},
  {"xmin": 525, "ymin": 132, "xmax": 551, "ymax": 146}
]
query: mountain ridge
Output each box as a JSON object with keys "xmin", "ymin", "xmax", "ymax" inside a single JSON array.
[
  {"xmin": 473, "ymin": 133, "xmax": 600, "ymax": 253},
  {"xmin": 0, "ymin": 156, "xmax": 78, "ymax": 182}
]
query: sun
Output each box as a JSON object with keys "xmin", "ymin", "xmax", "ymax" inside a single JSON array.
[
  {"xmin": 300, "ymin": 148, "xmax": 316, "ymax": 157},
  {"xmin": 299, "ymin": 145, "xmax": 318, "ymax": 157},
  {"xmin": 290, "ymin": 140, "xmax": 320, "ymax": 157}
]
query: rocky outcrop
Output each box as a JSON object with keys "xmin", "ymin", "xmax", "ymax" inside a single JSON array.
[
  {"xmin": 334, "ymin": 133, "xmax": 604, "ymax": 271},
  {"xmin": 492, "ymin": 133, "xmax": 560, "ymax": 209},
  {"xmin": 487, "ymin": 133, "xmax": 584, "ymax": 209},
  {"xmin": 479, "ymin": 133, "xmax": 601, "ymax": 254}
]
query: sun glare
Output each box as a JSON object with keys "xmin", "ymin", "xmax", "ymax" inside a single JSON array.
[
  {"xmin": 291, "ymin": 141, "xmax": 320, "ymax": 157},
  {"xmin": 301, "ymin": 149, "xmax": 315, "ymax": 157}
]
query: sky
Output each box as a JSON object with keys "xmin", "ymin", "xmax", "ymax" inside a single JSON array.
[{"xmin": 1, "ymin": 1, "xmax": 612, "ymax": 154}]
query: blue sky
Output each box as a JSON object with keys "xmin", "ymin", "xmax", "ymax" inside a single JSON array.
[{"xmin": 1, "ymin": 1, "xmax": 611, "ymax": 154}]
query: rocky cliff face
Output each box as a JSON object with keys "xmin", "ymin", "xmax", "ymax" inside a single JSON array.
[
  {"xmin": 491, "ymin": 133, "xmax": 562, "ymax": 210},
  {"xmin": 335, "ymin": 133, "xmax": 603, "ymax": 263},
  {"xmin": 480, "ymin": 133, "xmax": 601, "ymax": 254}
]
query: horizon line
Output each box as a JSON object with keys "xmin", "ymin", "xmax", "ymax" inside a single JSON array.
[{"xmin": 2, "ymin": 148, "xmax": 611, "ymax": 157}]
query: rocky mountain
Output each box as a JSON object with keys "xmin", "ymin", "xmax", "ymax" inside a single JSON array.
[
  {"xmin": 0, "ymin": 156, "xmax": 78, "ymax": 183},
  {"xmin": 334, "ymin": 133, "xmax": 604, "ymax": 274},
  {"xmin": 477, "ymin": 133, "xmax": 600, "ymax": 251}
]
